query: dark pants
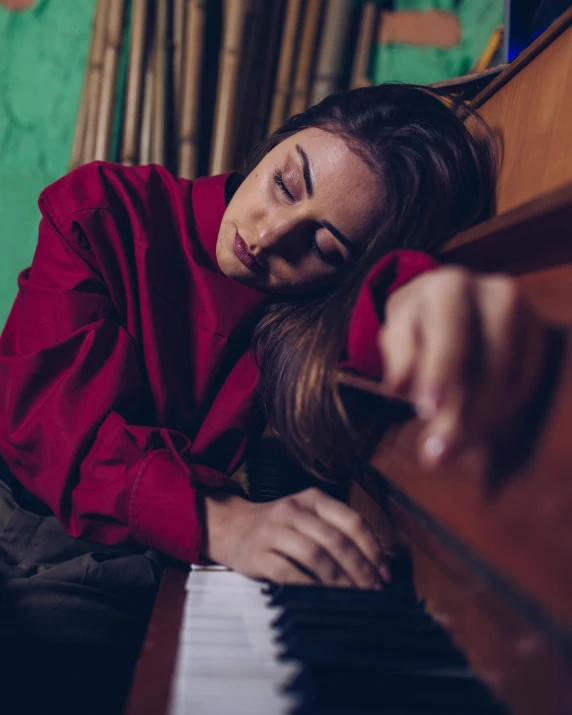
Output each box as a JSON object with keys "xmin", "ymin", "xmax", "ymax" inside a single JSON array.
[{"xmin": 0, "ymin": 480, "xmax": 162, "ymax": 715}]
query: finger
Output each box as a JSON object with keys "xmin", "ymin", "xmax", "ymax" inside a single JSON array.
[
  {"xmin": 461, "ymin": 276, "xmax": 520, "ymax": 434},
  {"xmin": 472, "ymin": 277, "xmax": 544, "ymax": 424},
  {"xmin": 297, "ymin": 489, "xmax": 388, "ymax": 581},
  {"xmin": 414, "ymin": 269, "xmax": 475, "ymax": 414},
  {"xmin": 422, "ymin": 277, "xmax": 533, "ymax": 466},
  {"xmin": 378, "ymin": 307, "xmax": 419, "ymax": 399},
  {"xmin": 413, "ymin": 271, "xmax": 478, "ymax": 465},
  {"xmin": 289, "ymin": 510, "xmax": 384, "ymax": 588},
  {"xmin": 271, "ymin": 526, "xmax": 355, "ymax": 588},
  {"xmin": 262, "ymin": 553, "xmax": 318, "ymax": 586}
]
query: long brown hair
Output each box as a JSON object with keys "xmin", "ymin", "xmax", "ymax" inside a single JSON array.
[{"xmin": 250, "ymin": 84, "xmax": 497, "ymax": 484}]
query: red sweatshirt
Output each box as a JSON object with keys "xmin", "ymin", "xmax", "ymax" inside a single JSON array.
[{"xmin": 0, "ymin": 163, "xmax": 436, "ymax": 562}]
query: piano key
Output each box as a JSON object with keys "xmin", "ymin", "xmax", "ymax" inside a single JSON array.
[{"xmin": 167, "ymin": 566, "xmax": 506, "ymax": 715}]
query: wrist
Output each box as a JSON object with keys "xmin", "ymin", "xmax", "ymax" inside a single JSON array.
[{"xmin": 200, "ymin": 489, "xmax": 253, "ymax": 566}]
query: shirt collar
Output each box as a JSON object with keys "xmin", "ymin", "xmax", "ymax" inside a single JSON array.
[
  {"xmin": 191, "ymin": 172, "xmax": 238, "ymax": 272},
  {"xmin": 190, "ymin": 173, "xmax": 268, "ymax": 333}
]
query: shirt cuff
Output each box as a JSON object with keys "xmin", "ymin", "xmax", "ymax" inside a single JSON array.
[
  {"xmin": 343, "ymin": 250, "xmax": 439, "ymax": 381},
  {"xmin": 128, "ymin": 449, "xmax": 204, "ymax": 563}
]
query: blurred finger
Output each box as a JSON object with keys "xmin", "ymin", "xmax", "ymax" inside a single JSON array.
[
  {"xmin": 298, "ymin": 489, "xmax": 388, "ymax": 581},
  {"xmin": 290, "ymin": 510, "xmax": 384, "ymax": 588},
  {"xmin": 271, "ymin": 526, "xmax": 354, "ymax": 587},
  {"xmin": 263, "ymin": 553, "xmax": 318, "ymax": 586},
  {"xmin": 378, "ymin": 306, "xmax": 419, "ymax": 398},
  {"xmin": 414, "ymin": 271, "xmax": 478, "ymax": 466}
]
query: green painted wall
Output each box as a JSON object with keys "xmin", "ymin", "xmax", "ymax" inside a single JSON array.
[
  {"xmin": 371, "ymin": 0, "xmax": 504, "ymax": 85},
  {"xmin": 0, "ymin": 0, "xmax": 95, "ymax": 328},
  {"xmin": 0, "ymin": 0, "xmax": 503, "ymax": 328}
]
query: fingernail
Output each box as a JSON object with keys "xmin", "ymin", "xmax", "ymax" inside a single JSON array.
[
  {"xmin": 423, "ymin": 434, "xmax": 448, "ymax": 465},
  {"xmin": 379, "ymin": 564, "xmax": 392, "ymax": 583}
]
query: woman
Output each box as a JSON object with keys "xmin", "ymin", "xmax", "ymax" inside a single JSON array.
[{"xmin": 0, "ymin": 85, "xmax": 548, "ymax": 712}]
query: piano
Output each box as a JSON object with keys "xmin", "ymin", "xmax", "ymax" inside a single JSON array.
[{"xmin": 126, "ymin": 8, "xmax": 572, "ymax": 715}]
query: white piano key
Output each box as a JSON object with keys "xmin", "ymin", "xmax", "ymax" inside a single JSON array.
[{"xmin": 167, "ymin": 568, "xmax": 299, "ymax": 715}]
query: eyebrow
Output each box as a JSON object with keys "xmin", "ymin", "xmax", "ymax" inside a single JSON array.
[
  {"xmin": 295, "ymin": 144, "xmax": 314, "ymax": 197},
  {"xmin": 295, "ymin": 143, "xmax": 357, "ymax": 258}
]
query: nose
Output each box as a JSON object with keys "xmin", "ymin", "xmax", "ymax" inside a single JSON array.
[{"xmin": 255, "ymin": 209, "xmax": 304, "ymax": 256}]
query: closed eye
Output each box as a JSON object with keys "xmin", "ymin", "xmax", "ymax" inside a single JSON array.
[
  {"xmin": 274, "ymin": 167, "xmax": 348, "ymax": 268},
  {"xmin": 273, "ymin": 169, "xmax": 295, "ymax": 202}
]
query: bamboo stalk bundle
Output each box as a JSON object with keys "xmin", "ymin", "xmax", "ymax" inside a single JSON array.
[
  {"xmin": 209, "ymin": 0, "xmax": 249, "ymax": 175},
  {"xmin": 81, "ymin": 0, "xmax": 109, "ymax": 164},
  {"xmin": 152, "ymin": 0, "xmax": 169, "ymax": 166},
  {"xmin": 178, "ymin": 0, "xmax": 207, "ymax": 179},
  {"xmin": 250, "ymin": 0, "xmax": 285, "ymax": 145},
  {"xmin": 74, "ymin": 0, "xmax": 388, "ymax": 177},
  {"xmin": 94, "ymin": 0, "xmax": 126, "ymax": 161},
  {"xmin": 350, "ymin": 1, "xmax": 377, "ymax": 89},
  {"xmin": 289, "ymin": 0, "xmax": 323, "ymax": 116},
  {"xmin": 121, "ymin": 0, "xmax": 149, "ymax": 166},
  {"xmin": 70, "ymin": 1, "xmax": 103, "ymax": 170},
  {"xmin": 173, "ymin": 0, "xmax": 186, "ymax": 119},
  {"xmin": 311, "ymin": 0, "xmax": 351, "ymax": 105},
  {"xmin": 268, "ymin": 0, "xmax": 303, "ymax": 133}
]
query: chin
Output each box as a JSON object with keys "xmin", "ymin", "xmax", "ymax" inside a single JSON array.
[
  {"xmin": 215, "ymin": 242, "xmax": 234, "ymax": 277},
  {"xmin": 218, "ymin": 251, "xmax": 249, "ymax": 282}
]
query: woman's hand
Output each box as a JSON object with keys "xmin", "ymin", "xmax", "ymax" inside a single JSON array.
[
  {"xmin": 202, "ymin": 487, "xmax": 390, "ymax": 588},
  {"xmin": 380, "ymin": 267, "xmax": 548, "ymax": 468}
]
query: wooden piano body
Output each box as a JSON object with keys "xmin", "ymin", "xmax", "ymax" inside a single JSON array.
[
  {"xmin": 127, "ymin": 10, "xmax": 572, "ymax": 715},
  {"xmin": 352, "ymin": 9, "xmax": 572, "ymax": 715}
]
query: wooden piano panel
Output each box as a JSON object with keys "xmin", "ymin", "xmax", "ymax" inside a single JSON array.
[
  {"xmin": 472, "ymin": 11, "xmax": 572, "ymax": 216},
  {"xmin": 404, "ymin": 512, "xmax": 572, "ymax": 715},
  {"xmin": 353, "ymin": 10, "xmax": 572, "ymax": 714}
]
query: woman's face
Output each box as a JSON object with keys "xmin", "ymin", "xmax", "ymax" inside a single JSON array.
[{"xmin": 216, "ymin": 128, "xmax": 381, "ymax": 294}]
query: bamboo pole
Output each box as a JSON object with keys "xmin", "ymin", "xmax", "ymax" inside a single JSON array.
[
  {"xmin": 152, "ymin": 0, "xmax": 169, "ymax": 166},
  {"xmin": 209, "ymin": 0, "xmax": 249, "ymax": 175},
  {"xmin": 350, "ymin": 1, "xmax": 377, "ymax": 89},
  {"xmin": 178, "ymin": 0, "xmax": 207, "ymax": 179},
  {"xmin": 173, "ymin": 0, "xmax": 186, "ymax": 120},
  {"xmin": 250, "ymin": 0, "xmax": 285, "ymax": 144},
  {"xmin": 232, "ymin": 0, "xmax": 267, "ymax": 166},
  {"xmin": 94, "ymin": 0, "xmax": 126, "ymax": 161},
  {"xmin": 139, "ymin": 29, "xmax": 156, "ymax": 166},
  {"xmin": 289, "ymin": 0, "xmax": 323, "ymax": 116},
  {"xmin": 81, "ymin": 0, "xmax": 109, "ymax": 164},
  {"xmin": 311, "ymin": 0, "xmax": 351, "ymax": 105},
  {"xmin": 121, "ymin": 0, "xmax": 149, "ymax": 166},
  {"xmin": 267, "ymin": 0, "xmax": 303, "ymax": 133},
  {"xmin": 70, "ymin": 1, "xmax": 102, "ymax": 169}
]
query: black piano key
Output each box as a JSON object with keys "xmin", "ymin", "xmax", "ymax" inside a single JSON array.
[
  {"xmin": 264, "ymin": 579, "xmax": 507, "ymax": 715},
  {"xmin": 274, "ymin": 611, "xmax": 438, "ymax": 633},
  {"xmin": 279, "ymin": 640, "xmax": 466, "ymax": 671},
  {"xmin": 269, "ymin": 583, "xmax": 416, "ymax": 608},
  {"xmin": 274, "ymin": 599, "xmax": 430, "ymax": 624},
  {"xmin": 275, "ymin": 614, "xmax": 446, "ymax": 647},
  {"xmin": 287, "ymin": 667, "xmax": 506, "ymax": 714}
]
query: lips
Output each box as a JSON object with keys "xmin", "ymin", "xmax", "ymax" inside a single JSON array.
[{"xmin": 233, "ymin": 231, "xmax": 262, "ymax": 271}]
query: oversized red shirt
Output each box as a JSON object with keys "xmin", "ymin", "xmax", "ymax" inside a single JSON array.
[{"xmin": 0, "ymin": 162, "xmax": 436, "ymax": 562}]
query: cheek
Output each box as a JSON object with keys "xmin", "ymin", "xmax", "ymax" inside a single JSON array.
[{"xmin": 269, "ymin": 259, "xmax": 341, "ymax": 294}]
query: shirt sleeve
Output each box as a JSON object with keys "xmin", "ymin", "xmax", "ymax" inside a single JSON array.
[
  {"xmin": 0, "ymin": 194, "xmax": 225, "ymax": 564},
  {"xmin": 343, "ymin": 250, "xmax": 440, "ymax": 381}
]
